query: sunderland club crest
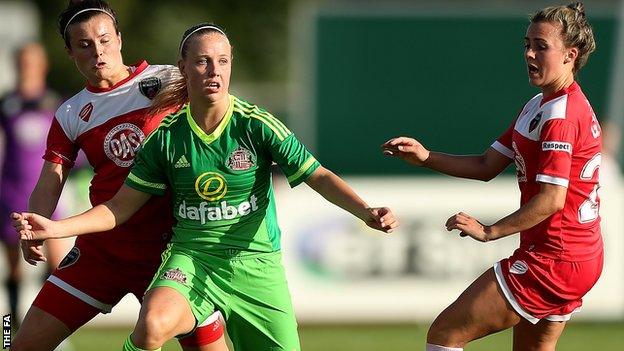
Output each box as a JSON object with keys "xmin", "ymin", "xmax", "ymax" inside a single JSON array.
[
  {"xmin": 161, "ymin": 268, "xmax": 188, "ymax": 285},
  {"xmin": 227, "ymin": 146, "xmax": 256, "ymax": 171},
  {"xmin": 139, "ymin": 77, "xmax": 162, "ymax": 100}
]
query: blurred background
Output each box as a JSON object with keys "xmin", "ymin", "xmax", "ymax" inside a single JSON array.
[{"xmin": 0, "ymin": 0, "xmax": 622, "ymax": 350}]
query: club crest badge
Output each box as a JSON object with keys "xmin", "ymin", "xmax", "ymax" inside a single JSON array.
[
  {"xmin": 139, "ymin": 77, "xmax": 162, "ymax": 100},
  {"xmin": 58, "ymin": 247, "xmax": 80, "ymax": 270},
  {"xmin": 227, "ymin": 146, "xmax": 256, "ymax": 171},
  {"xmin": 161, "ymin": 267, "xmax": 188, "ymax": 285},
  {"xmin": 528, "ymin": 111, "xmax": 542, "ymax": 133}
]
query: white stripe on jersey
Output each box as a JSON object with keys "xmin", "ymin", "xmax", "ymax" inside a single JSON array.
[
  {"xmin": 536, "ymin": 174, "xmax": 569, "ymax": 187},
  {"xmin": 54, "ymin": 64, "xmax": 176, "ymax": 141},
  {"xmin": 491, "ymin": 140, "xmax": 514, "ymax": 159},
  {"xmin": 515, "ymin": 94, "xmax": 568, "ymax": 141}
]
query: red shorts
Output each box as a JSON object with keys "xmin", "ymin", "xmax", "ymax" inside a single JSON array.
[
  {"xmin": 494, "ymin": 248, "xmax": 603, "ymax": 324},
  {"xmin": 32, "ymin": 236, "xmax": 224, "ymax": 345},
  {"xmin": 33, "ymin": 236, "xmax": 165, "ymax": 329}
]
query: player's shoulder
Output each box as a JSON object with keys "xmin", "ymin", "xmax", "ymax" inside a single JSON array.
[
  {"xmin": 140, "ymin": 63, "xmax": 177, "ymax": 79},
  {"xmin": 541, "ymin": 82, "xmax": 591, "ymax": 124},
  {"xmin": 232, "ymin": 95, "xmax": 270, "ymax": 118},
  {"xmin": 142, "ymin": 108, "xmax": 185, "ymax": 149},
  {"xmin": 157, "ymin": 107, "xmax": 187, "ymax": 131},
  {"xmin": 231, "ymin": 95, "xmax": 291, "ymax": 139},
  {"xmin": 54, "ymin": 87, "xmax": 90, "ymax": 121}
]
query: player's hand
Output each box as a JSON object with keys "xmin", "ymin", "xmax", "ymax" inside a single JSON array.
[
  {"xmin": 11, "ymin": 212, "xmax": 47, "ymax": 265},
  {"xmin": 381, "ymin": 137, "xmax": 430, "ymax": 167},
  {"xmin": 19, "ymin": 238, "xmax": 47, "ymax": 265},
  {"xmin": 445, "ymin": 212, "xmax": 489, "ymax": 242},
  {"xmin": 364, "ymin": 207, "xmax": 398, "ymax": 233},
  {"xmin": 12, "ymin": 212, "xmax": 60, "ymax": 242}
]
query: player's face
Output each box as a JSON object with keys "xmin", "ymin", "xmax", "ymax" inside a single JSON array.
[
  {"xmin": 18, "ymin": 43, "xmax": 48, "ymax": 83},
  {"xmin": 66, "ymin": 13, "xmax": 125, "ymax": 87},
  {"xmin": 524, "ymin": 21, "xmax": 576, "ymax": 96},
  {"xmin": 179, "ymin": 32, "xmax": 232, "ymax": 106}
]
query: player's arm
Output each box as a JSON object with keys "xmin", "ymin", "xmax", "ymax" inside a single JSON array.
[
  {"xmin": 14, "ymin": 185, "xmax": 151, "ymax": 241},
  {"xmin": 20, "ymin": 161, "xmax": 71, "ymax": 264},
  {"xmin": 445, "ymin": 182, "xmax": 566, "ymax": 242},
  {"xmin": 28, "ymin": 161, "xmax": 71, "ymax": 217},
  {"xmin": 382, "ymin": 136, "xmax": 512, "ymax": 181},
  {"xmin": 304, "ymin": 166, "xmax": 398, "ymax": 233}
]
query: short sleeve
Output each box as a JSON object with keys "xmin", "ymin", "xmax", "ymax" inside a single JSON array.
[
  {"xmin": 535, "ymin": 119, "xmax": 576, "ymax": 187},
  {"xmin": 125, "ymin": 130, "xmax": 168, "ymax": 195},
  {"xmin": 490, "ymin": 119, "xmax": 516, "ymax": 159},
  {"xmin": 43, "ymin": 118, "xmax": 79, "ymax": 168},
  {"xmin": 255, "ymin": 115, "xmax": 320, "ymax": 187}
]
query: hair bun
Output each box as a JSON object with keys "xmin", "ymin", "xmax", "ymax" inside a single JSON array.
[{"xmin": 568, "ymin": 2, "xmax": 586, "ymax": 18}]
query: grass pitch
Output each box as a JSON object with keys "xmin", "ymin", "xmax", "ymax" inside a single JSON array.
[{"xmin": 64, "ymin": 321, "xmax": 623, "ymax": 350}]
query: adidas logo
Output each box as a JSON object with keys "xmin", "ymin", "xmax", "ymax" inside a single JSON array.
[{"xmin": 174, "ymin": 155, "xmax": 191, "ymax": 168}]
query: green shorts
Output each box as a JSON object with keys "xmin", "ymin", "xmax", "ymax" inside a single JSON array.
[{"xmin": 149, "ymin": 245, "xmax": 300, "ymax": 351}]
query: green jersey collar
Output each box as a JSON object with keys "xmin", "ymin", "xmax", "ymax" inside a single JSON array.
[{"xmin": 186, "ymin": 95, "xmax": 234, "ymax": 144}]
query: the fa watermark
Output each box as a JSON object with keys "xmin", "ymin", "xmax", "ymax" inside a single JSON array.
[{"xmin": 2, "ymin": 314, "xmax": 10, "ymax": 349}]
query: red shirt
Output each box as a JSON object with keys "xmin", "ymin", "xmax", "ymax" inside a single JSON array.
[
  {"xmin": 491, "ymin": 82, "xmax": 602, "ymax": 261},
  {"xmin": 45, "ymin": 60, "xmax": 176, "ymax": 245}
]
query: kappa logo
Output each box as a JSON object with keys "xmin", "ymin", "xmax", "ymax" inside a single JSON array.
[
  {"xmin": 174, "ymin": 155, "xmax": 191, "ymax": 168},
  {"xmin": 528, "ymin": 111, "xmax": 543, "ymax": 133},
  {"xmin": 58, "ymin": 247, "xmax": 80, "ymax": 270},
  {"xmin": 79, "ymin": 102, "xmax": 94, "ymax": 122},
  {"xmin": 509, "ymin": 260, "xmax": 528, "ymax": 274},
  {"xmin": 227, "ymin": 146, "xmax": 255, "ymax": 171},
  {"xmin": 138, "ymin": 76, "xmax": 162, "ymax": 100},
  {"xmin": 161, "ymin": 267, "xmax": 188, "ymax": 285},
  {"xmin": 104, "ymin": 123, "xmax": 146, "ymax": 167}
]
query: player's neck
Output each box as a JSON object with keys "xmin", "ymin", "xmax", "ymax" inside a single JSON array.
[
  {"xmin": 189, "ymin": 97, "xmax": 229, "ymax": 134},
  {"xmin": 87, "ymin": 65, "xmax": 131, "ymax": 90},
  {"xmin": 541, "ymin": 73, "xmax": 574, "ymax": 98}
]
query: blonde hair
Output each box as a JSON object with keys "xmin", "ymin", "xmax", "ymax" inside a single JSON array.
[
  {"xmin": 149, "ymin": 68, "xmax": 187, "ymax": 116},
  {"xmin": 149, "ymin": 23, "xmax": 229, "ymax": 116},
  {"xmin": 530, "ymin": 2, "xmax": 596, "ymax": 73}
]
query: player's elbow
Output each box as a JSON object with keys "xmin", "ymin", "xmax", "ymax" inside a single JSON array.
[
  {"xmin": 552, "ymin": 198, "xmax": 566, "ymax": 212},
  {"xmin": 478, "ymin": 173, "xmax": 497, "ymax": 182}
]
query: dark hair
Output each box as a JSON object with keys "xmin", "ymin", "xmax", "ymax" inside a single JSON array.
[
  {"xmin": 530, "ymin": 2, "xmax": 596, "ymax": 73},
  {"xmin": 58, "ymin": 0, "xmax": 119, "ymax": 48},
  {"xmin": 149, "ymin": 23, "xmax": 230, "ymax": 116}
]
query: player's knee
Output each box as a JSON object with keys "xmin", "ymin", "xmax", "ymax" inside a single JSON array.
[
  {"xmin": 427, "ymin": 319, "xmax": 448, "ymax": 344},
  {"xmin": 135, "ymin": 310, "xmax": 177, "ymax": 346},
  {"xmin": 427, "ymin": 317, "xmax": 461, "ymax": 345}
]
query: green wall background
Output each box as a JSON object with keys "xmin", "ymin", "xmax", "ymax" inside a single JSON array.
[{"xmin": 315, "ymin": 16, "xmax": 615, "ymax": 175}]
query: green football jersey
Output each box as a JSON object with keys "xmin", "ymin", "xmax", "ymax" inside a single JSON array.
[{"xmin": 125, "ymin": 95, "xmax": 320, "ymax": 253}]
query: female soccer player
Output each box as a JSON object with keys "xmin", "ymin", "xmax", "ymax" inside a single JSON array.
[
  {"xmin": 15, "ymin": 23, "xmax": 398, "ymax": 351},
  {"xmin": 383, "ymin": 2, "xmax": 601, "ymax": 351},
  {"xmin": 11, "ymin": 1, "xmax": 225, "ymax": 351}
]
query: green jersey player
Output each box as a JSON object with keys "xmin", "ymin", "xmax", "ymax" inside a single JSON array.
[{"xmin": 14, "ymin": 23, "xmax": 398, "ymax": 351}]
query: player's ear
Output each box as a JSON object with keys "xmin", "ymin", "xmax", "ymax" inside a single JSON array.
[{"xmin": 564, "ymin": 47, "xmax": 578, "ymax": 64}]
